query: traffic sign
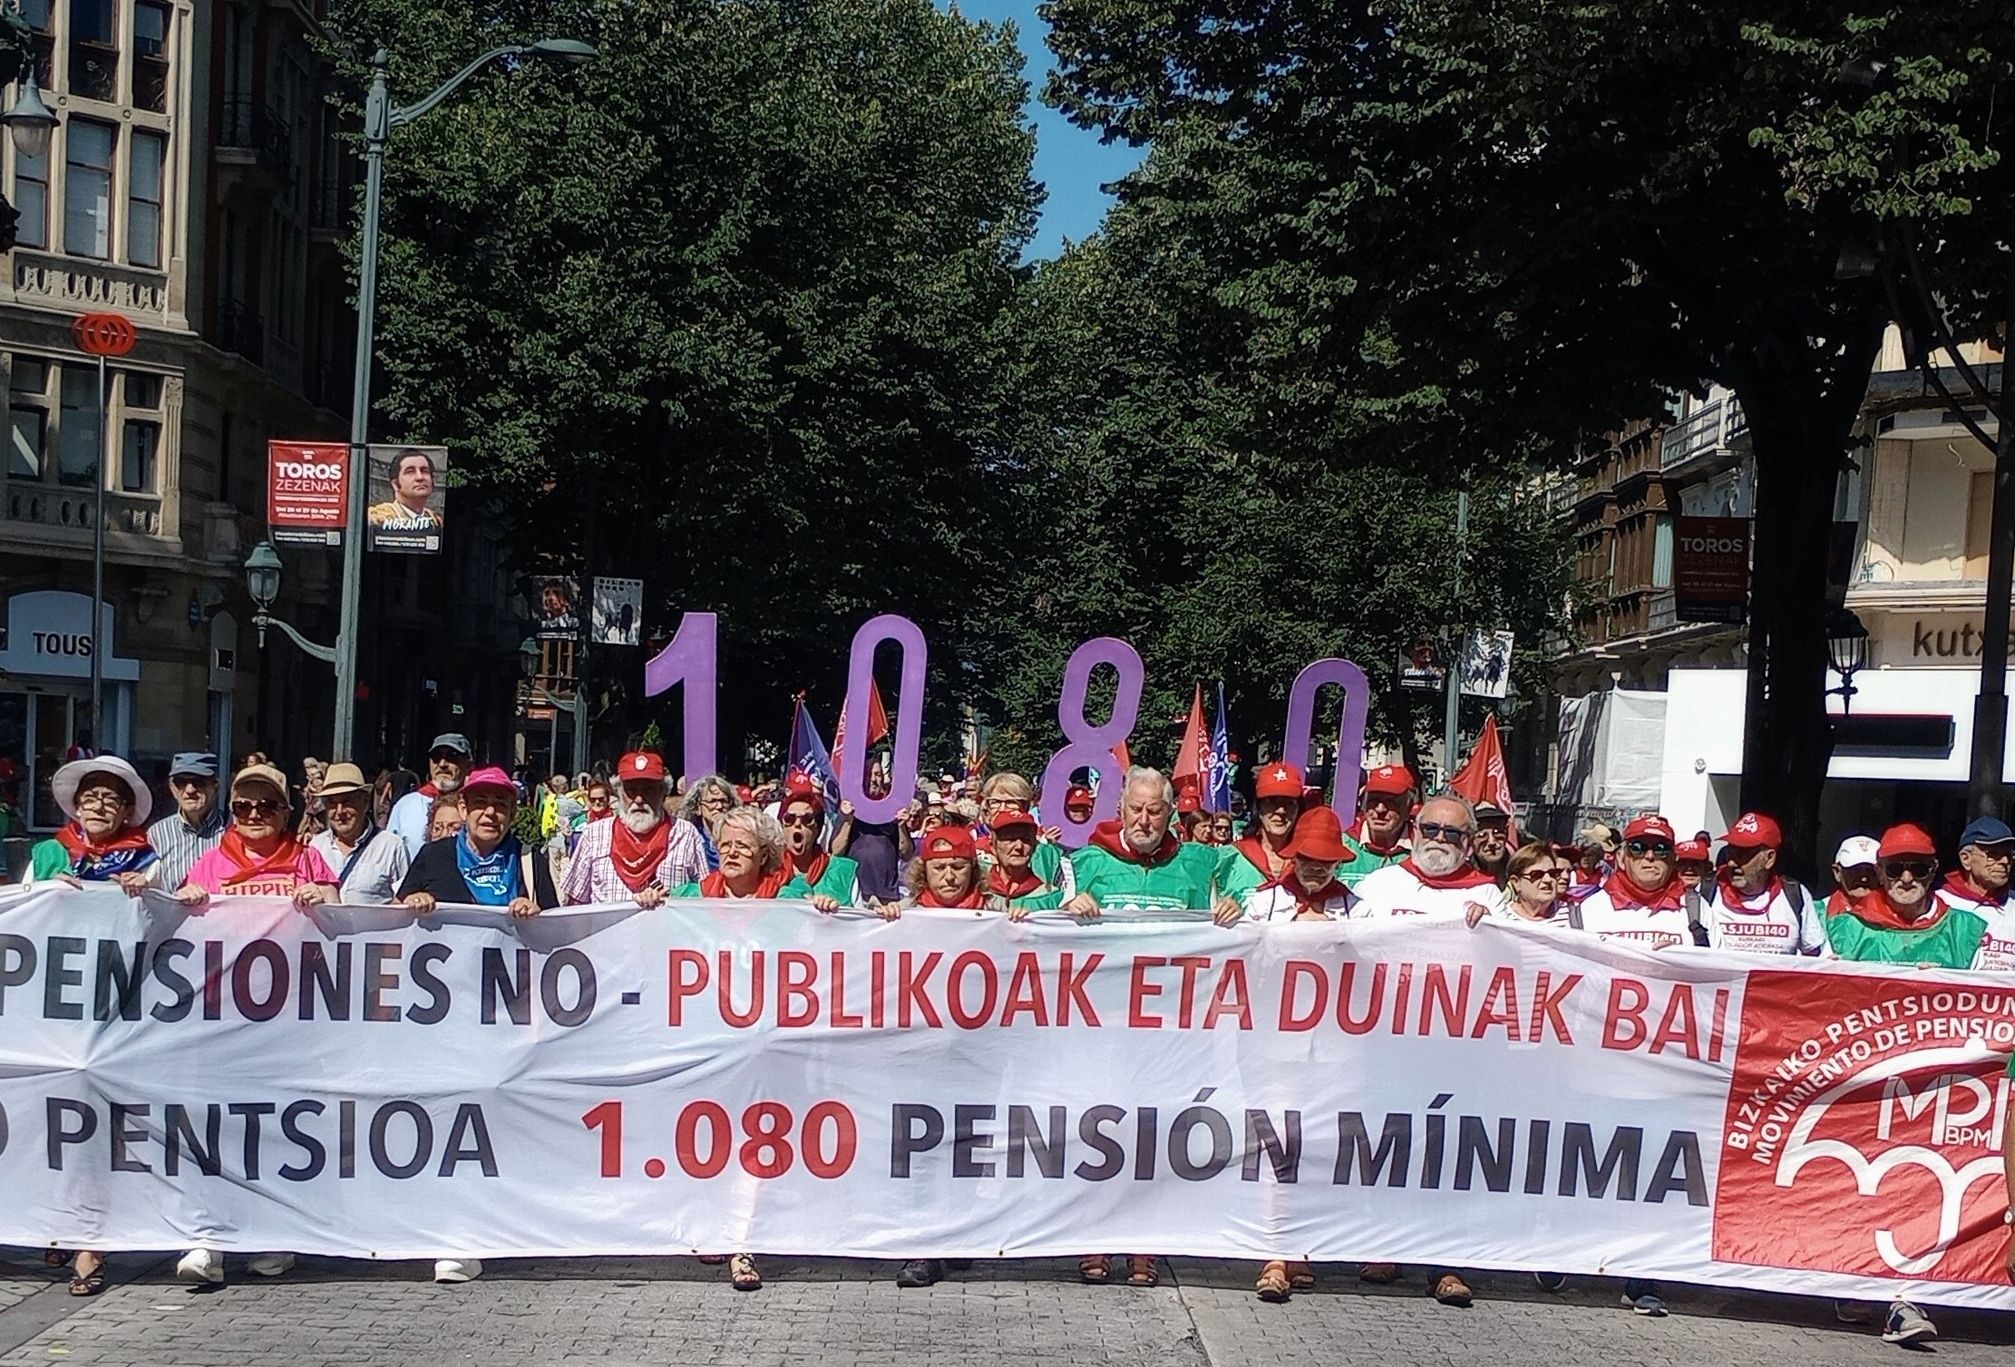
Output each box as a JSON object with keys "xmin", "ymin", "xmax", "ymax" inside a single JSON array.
[{"xmin": 72, "ymin": 313, "xmax": 137, "ymax": 356}]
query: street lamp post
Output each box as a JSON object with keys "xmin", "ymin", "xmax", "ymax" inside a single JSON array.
[
  {"xmin": 333, "ymin": 38, "xmax": 597, "ymax": 762},
  {"xmin": 244, "ymin": 541, "xmax": 337, "ymax": 664}
]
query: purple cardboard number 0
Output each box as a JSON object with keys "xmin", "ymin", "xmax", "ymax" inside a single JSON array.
[
  {"xmin": 1039, "ymin": 637, "xmax": 1144, "ymax": 849},
  {"xmin": 1281, "ymin": 658, "xmax": 1371, "ymax": 830},
  {"xmin": 642, "ymin": 612, "xmax": 718, "ymax": 782},
  {"xmin": 835, "ymin": 614, "xmax": 927, "ymax": 824}
]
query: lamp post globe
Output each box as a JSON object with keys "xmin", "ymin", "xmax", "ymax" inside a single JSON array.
[
  {"xmin": 244, "ymin": 541, "xmax": 283, "ymax": 612},
  {"xmin": 2, "ymin": 75, "xmax": 59, "ymax": 159}
]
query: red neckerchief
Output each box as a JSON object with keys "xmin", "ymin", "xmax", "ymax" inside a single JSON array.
[
  {"xmin": 1349, "ymin": 820, "xmax": 1407, "ymax": 857},
  {"xmin": 418, "ymin": 782, "xmax": 439, "ymax": 799},
  {"xmin": 217, "ymin": 827, "xmax": 310, "ymax": 881},
  {"xmin": 916, "ymin": 882, "xmax": 987, "ymax": 909},
  {"xmin": 699, "ymin": 867, "xmax": 793, "ymax": 899},
  {"xmin": 1261, "ymin": 868, "xmax": 1351, "ymax": 914},
  {"xmin": 987, "ymin": 864, "xmax": 1044, "ymax": 899},
  {"xmin": 1087, "ymin": 819, "xmax": 1180, "ymax": 866},
  {"xmin": 589, "ymin": 809, "xmax": 613, "ymax": 823},
  {"xmin": 1234, "ymin": 833, "xmax": 1290, "ymax": 877},
  {"xmin": 786, "ymin": 848, "xmax": 831, "ymax": 885},
  {"xmin": 1398, "ymin": 856, "xmax": 1497, "ymax": 890},
  {"xmin": 1827, "ymin": 888, "xmax": 1950, "ymax": 931},
  {"xmin": 1940, "ymin": 873, "xmax": 2008, "ymax": 909},
  {"xmin": 1600, "ymin": 867, "xmax": 1685, "ymax": 911},
  {"xmin": 54, "ymin": 822, "xmax": 153, "ymax": 861},
  {"xmin": 1715, "ymin": 871, "xmax": 1786, "ymax": 910},
  {"xmin": 608, "ymin": 818, "xmax": 672, "ymax": 893}
]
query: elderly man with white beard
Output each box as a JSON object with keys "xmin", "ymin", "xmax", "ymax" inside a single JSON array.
[
  {"xmin": 1349, "ymin": 794, "xmax": 1499, "ymax": 920},
  {"xmin": 561, "ymin": 751, "xmax": 706, "ymax": 905}
]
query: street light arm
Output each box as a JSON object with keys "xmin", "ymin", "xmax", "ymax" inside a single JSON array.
[
  {"xmin": 255, "ymin": 610, "xmax": 340, "ymax": 665},
  {"xmin": 389, "ymin": 45, "xmax": 529, "ymax": 130}
]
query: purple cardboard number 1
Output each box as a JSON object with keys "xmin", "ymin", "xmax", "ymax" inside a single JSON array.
[
  {"xmin": 1282, "ymin": 658, "xmax": 1370, "ymax": 830},
  {"xmin": 835, "ymin": 614, "xmax": 927, "ymax": 825},
  {"xmin": 1039, "ymin": 637, "xmax": 1144, "ymax": 849},
  {"xmin": 643, "ymin": 612, "xmax": 718, "ymax": 781}
]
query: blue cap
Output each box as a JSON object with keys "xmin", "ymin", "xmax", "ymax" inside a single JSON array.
[
  {"xmin": 168, "ymin": 751, "xmax": 219, "ymax": 778},
  {"xmin": 1960, "ymin": 816, "xmax": 2014, "ymax": 849}
]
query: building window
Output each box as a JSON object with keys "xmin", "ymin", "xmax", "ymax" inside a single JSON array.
[
  {"xmin": 1652, "ymin": 514, "xmax": 1675, "ymax": 589},
  {"xmin": 127, "ymin": 130, "xmax": 165, "ymax": 267},
  {"xmin": 58, "ymin": 365, "xmax": 101, "ymax": 488},
  {"xmin": 7, "ymin": 358, "xmax": 50, "ymax": 480},
  {"xmin": 64, "ymin": 120, "xmax": 115, "ymax": 258},
  {"xmin": 121, "ymin": 420, "xmax": 158, "ymax": 492},
  {"xmin": 20, "ymin": 0, "xmax": 54, "ymax": 89},
  {"xmin": 13, "ymin": 144, "xmax": 49, "ymax": 250},
  {"xmin": 67, "ymin": 0, "xmax": 118, "ymax": 102},
  {"xmin": 133, "ymin": 1, "xmax": 171, "ymax": 113}
]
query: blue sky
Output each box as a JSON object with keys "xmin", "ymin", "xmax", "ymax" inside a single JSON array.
[{"xmin": 946, "ymin": 0, "xmax": 1147, "ymax": 257}]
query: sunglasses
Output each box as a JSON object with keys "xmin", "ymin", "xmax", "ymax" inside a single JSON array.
[
  {"xmin": 779, "ymin": 813, "xmax": 821, "ymax": 827},
  {"xmin": 1417, "ymin": 820, "xmax": 1471, "ymax": 843},
  {"xmin": 428, "ymin": 750, "xmax": 465, "ymax": 763},
  {"xmin": 1519, "ymin": 867, "xmax": 1564, "ymax": 882},
  {"xmin": 1883, "ymin": 860, "xmax": 1935, "ymax": 880},
  {"xmin": 1625, "ymin": 840, "xmax": 1675, "ymax": 858},
  {"xmin": 231, "ymin": 798, "xmax": 282, "ymax": 818}
]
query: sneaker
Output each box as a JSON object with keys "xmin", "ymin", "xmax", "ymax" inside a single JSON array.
[
  {"xmin": 1534, "ymin": 1271, "xmax": 1567, "ymax": 1293},
  {"xmin": 433, "ymin": 1259, "xmax": 482, "ymax": 1283},
  {"xmin": 1620, "ymin": 1280, "xmax": 1666, "ymax": 1316},
  {"xmin": 1882, "ymin": 1300, "xmax": 1937, "ymax": 1346},
  {"xmin": 245, "ymin": 1252, "xmax": 295, "ymax": 1277},
  {"xmin": 895, "ymin": 1259, "xmax": 943, "ymax": 1288},
  {"xmin": 175, "ymin": 1248, "xmax": 224, "ymax": 1285}
]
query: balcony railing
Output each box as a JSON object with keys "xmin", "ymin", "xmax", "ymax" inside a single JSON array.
[
  {"xmin": 216, "ymin": 99, "xmax": 294, "ymax": 189},
  {"xmin": 311, "ymin": 178, "xmax": 351, "ymax": 235},
  {"xmin": 5, "ymin": 482, "xmax": 169, "ymax": 540},
  {"xmin": 1662, "ymin": 397, "xmax": 1748, "ymax": 477},
  {"xmin": 214, "ymin": 300, "xmax": 266, "ymax": 366}
]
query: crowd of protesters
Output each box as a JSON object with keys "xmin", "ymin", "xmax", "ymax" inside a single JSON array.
[{"xmin": 6, "ymin": 736, "xmax": 2015, "ymax": 1347}]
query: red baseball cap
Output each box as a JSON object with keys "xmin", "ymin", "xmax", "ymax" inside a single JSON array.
[
  {"xmin": 1363, "ymin": 764, "xmax": 1418, "ymax": 797},
  {"xmin": 782, "ymin": 775, "xmax": 825, "ymax": 813},
  {"xmin": 1254, "ymin": 762, "xmax": 1306, "ymax": 800},
  {"xmin": 617, "ymin": 751, "xmax": 667, "ymax": 784},
  {"xmin": 1877, "ymin": 823, "xmax": 1937, "ymax": 860},
  {"xmin": 921, "ymin": 826, "xmax": 976, "ymax": 861},
  {"xmin": 989, "ymin": 808, "xmax": 1038, "ymax": 835},
  {"xmin": 1674, "ymin": 838, "xmax": 1711, "ymax": 863},
  {"xmin": 1287, "ymin": 806, "xmax": 1350, "ymax": 863},
  {"xmin": 1065, "ymin": 784, "xmax": 1094, "ymax": 806},
  {"xmin": 1622, "ymin": 815, "xmax": 1676, "ymax": 844},
  {"xmin": 1719, "ymin": 811, "xmax": 1781, "ymax": 850}
]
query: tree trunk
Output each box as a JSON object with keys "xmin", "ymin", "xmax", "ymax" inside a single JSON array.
[{"xmin": 1731, "ymin": 321, "xmax": 1886, "ymax": 882}]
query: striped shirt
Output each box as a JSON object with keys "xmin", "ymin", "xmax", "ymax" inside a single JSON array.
[
  {"xmin": 145, "ymin": 807, "xmax": 228, "ymax": 891},
  {"xmin": 561, "ymin": 816, "xmax": 706, "ymax": 905}
]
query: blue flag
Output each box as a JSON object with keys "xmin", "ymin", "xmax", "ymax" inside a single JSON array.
[
  {"xmin": 1206, "ymin": 682, "xmax": 1234, "ymax": 813},
  {"xmin": 787, "ymin": 697, "xmax": 840, "ymax": 805}
]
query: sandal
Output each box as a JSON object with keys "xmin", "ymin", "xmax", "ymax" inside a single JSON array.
[
  {"xmin": 729, "ymin": 1253, "xmax": 761, "ymax": 1291},
  {"xmin": 1287, "ymin": 1261, "xmax": 1315, "ymax": 1291},
  {"xmin": 1125, "ymin": 1256, "xmax": 1158, "ymax": 1288},
  {"xmin": 696, "ymin": 1254, "xmax": 728, "ymax": 1265},
  {"xmin": 1077, "ymin": 1254, "xmax": 1110, "ymax": 1284},
  {"xmin": 1255, "ymin": 1261, "xmax": 1291, "ymax": 1303},
  {"xmin": 68, "ymin": 1270, "xmax": 104, "ymax": 1297},
  {"xmin": 1431, "ymin": 1272, "xmax": 1473, "ymax": 1307}
]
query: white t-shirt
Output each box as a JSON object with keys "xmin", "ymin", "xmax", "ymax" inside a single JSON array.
[
  {"xmin": 1478, "ymin": 893, "xmax": 1574, "ymax": 931},
  {"xmin": 1699, "ymin": 879, "xmax": 1823, "ymax": 955},
  {"xmin": 1966, "ymin": 904, "xmax": 2015, "ymax": 971},
  {"xmin": 311, "ymin": 827, "xmax": 412, "ymax": 905},
  {"xmin": 1242, "ymin": 883, "xmax": 1357, "ymax": 922},
  {"xmin": 1349, "ymin": 861, "xmax": 1498, "ymax": 919},
  {"xmin": 1570, "ymin": 886, "xmax": 1692, "ymax": 949}
]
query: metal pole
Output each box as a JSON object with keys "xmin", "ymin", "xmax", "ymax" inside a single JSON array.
[
  {"xmin": 1442, "ymin": 489, "xmax": 1469, "ymax": 787},
  {"xmin": 334, "ymin": 51, "xmax": 390, "ymax": 763},
  {"xmin": 90, "ymin": 351, "xmax": 106, "ymax": 746},
  {"xmin": 1967, "ymin": 266, "xmax": 2015, "ymax": 818}
]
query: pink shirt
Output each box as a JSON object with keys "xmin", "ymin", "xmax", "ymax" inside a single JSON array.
[
  {"xmin": 561, "ymin": 816, "xmax": 706, "ymax": 905},
  {"xmin": 185, "ymin": 843, "xmax": 338, "ymax": 896}
]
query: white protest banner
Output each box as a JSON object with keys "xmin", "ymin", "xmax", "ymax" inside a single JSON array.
[{"xmin": 0, "ymin": 887, "xmax": 2012, "ymax": 1309}]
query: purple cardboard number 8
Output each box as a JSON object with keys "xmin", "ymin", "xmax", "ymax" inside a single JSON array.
[
  {"xmin": 834, "ymin": 614, "xmax": 927, "ymax": 824},
  {"xmin": 1281, "ymin": 658, "xmax": 1371, "ymax": 831},
  {"xmin": 1039, "ymin": 637, "xmax": 1144, "ymax": 849}
]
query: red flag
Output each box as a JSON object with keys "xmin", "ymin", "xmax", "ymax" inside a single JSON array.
[
  {"xmin": 1172, "ymin": 683, "xmax": 1208, "ymax": 790},
  {"xmin": 832, "ymin": 680, "xmax": 890, "ymax": 775},
  {"xmin": 1450, "ymin": 713, "xmax": 1516, "ymax": 838}
]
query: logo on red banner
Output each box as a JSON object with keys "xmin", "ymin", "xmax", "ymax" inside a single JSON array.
[
  {"xmin": 1714, "ymin": 970, "xmax": 2015, "ymax": 1284},
  {"xmin": 266, "ymin": 440, "xmax": 349, "ymax": 545}
]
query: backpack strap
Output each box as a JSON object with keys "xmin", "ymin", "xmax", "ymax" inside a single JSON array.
[{"xmin": 1684, "ymin": 889, "xmax": 1710, "ymax": 947}]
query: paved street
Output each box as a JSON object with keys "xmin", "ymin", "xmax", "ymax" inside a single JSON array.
[{"xmin": 4, "ymin": 1251, "xmax": 2014, "ymax": 1366}]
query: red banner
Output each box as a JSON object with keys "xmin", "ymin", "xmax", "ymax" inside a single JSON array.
[{"xmin": 267, "ymin": 441, "xmax": 349, "ymax": 545}]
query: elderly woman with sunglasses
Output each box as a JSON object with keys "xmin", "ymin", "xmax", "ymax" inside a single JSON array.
[
  {"xmin": 1465, "ymin": 841, "xmax": 1572, "ymax": 928},
  {"xmin": 176, "ymin": 764, "xmax": 338, "ymax": 905},
  {"xmin": 25, "ymin": 756, "xmax": 161, "ymax": 893},
  {"xmin": 679, "ymin": 773, "xmax": 741, "ymax": 871}
]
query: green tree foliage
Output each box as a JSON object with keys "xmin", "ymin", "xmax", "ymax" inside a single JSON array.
[
  {"xmin": 323, "ymin": 0, "xmax": 1041, "ymax": 761},
  {"xmin": 1042, "ymin": 0, "xmax": 2015, "ymax": 864}
]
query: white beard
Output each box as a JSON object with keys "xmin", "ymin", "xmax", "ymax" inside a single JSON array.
[
  {"xmin": 619, "ymin": 806, "xmax": 662, "ymax": 835},
  {"xmin": 1414, "ymin": 843, "xmax": 1466, "ymax": 877},
  {"xmin": 1126, "ymin": 827, "xmax": 1164, "ymax": 855}
]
